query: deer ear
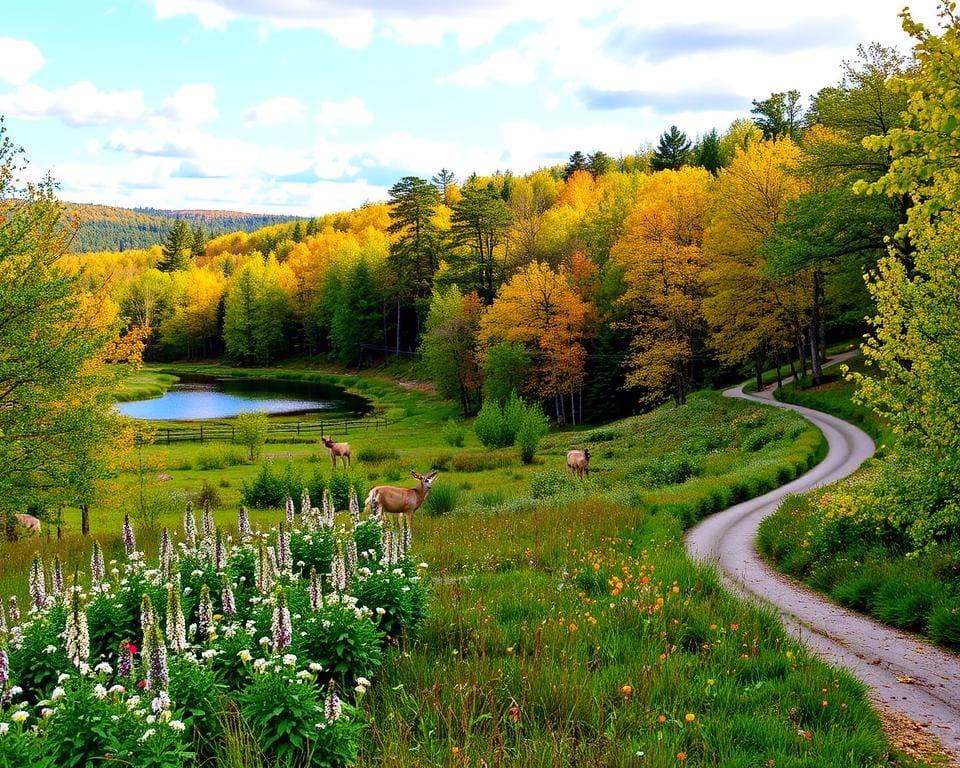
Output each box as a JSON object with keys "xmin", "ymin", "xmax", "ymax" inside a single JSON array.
[
  {"xmin": 411, "ymin": 470, "xmax": 420, "ymax": 479},
  {"xmin": 428, "ymin": 470, "xmax": 439, "ymax": 479}
]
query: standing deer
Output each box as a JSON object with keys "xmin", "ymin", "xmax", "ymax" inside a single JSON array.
[
  {"xmin": 365, "ymin": 470, "xmax": 438, "ymax": 531},
  {"xmin": 321, "ymin": 437, "xmax": 351, "ymax": 469},
  {"xmin": 566, "ymin": 448, "xmax": 591, "ymax": 479}
]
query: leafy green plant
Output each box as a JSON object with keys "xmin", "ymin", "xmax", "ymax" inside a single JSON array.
[
  {"xmin": 233, "ymin": 411, "xmax": 268, "ymax": 462},
  {"xmin": 441, "ymin": 418, "xmax": 466, "ymax": 447},
  {"xmin": 515, "ymin": 402, "xmax": 548, "ymax": 464},
  {"xmin": 294, "ymin": 602, "xmax": 384, "ymax": 687},
  {"xmin": 423, "ymin": 480, "xmax": 458, "ymax": 516}
]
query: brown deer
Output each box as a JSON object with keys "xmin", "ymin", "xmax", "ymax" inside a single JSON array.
[
  {"xmin": 14, "ymin": 513, "xmax": 41, "ymax": 536},
  {"xmin": 364, "ymin": 471, "xmax": 438, "ymax": 531},
  {"xmin": 566, "ymin": 448, "xmax": 591, "ymax": 479},
  {"xmin": 321, "ymin": 437, "xmax": 351, "ymax": 469}
]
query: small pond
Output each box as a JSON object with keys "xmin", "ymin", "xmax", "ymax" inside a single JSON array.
[{"xmin": 115, "ymin": 375, "xmax": 372, "ymax": 421}]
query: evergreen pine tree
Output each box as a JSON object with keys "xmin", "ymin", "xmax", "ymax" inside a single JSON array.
[{"xmin": 158, "ymin": 220, "xmax": 191, "ymax": 272}]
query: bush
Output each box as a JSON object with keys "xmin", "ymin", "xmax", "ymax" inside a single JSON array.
[
  {"xmin": 241, "ymin": 462, "xmax": 303, "ymax": 508},
  {"xmin": 294, "ymin": 602, "xmax": 384, "ymax": 687},
  {"xmin": 928, "ymin": 604, "xmax": 960, "ymax": 650},
  {"xmin": 441, "ymin": 418, "xmax": 466, "ymax": 447},
  {"xmin": 633, "ymin": 454, "xmax": 699, "ymax": 488},
  {"xmin": 530, "ymin": 469, "xmax": 572, "ymax": 499},
  {"xmin": 451, "ymin": 450, "xmax": 513, "ymax": 472},
  {"xmin": 233, "ymin": 410, "xmax": 268, "ymax": 461},
  {"xmin": 515, "ymin": 403, "xmax": 549, "ymax": 464},
  {"xmin": 197, "ymin": 447, "xmax": 246, "ymax": 471},
  {"xmin": 424, "ymin": 480, "xmax": 458, "ymax": 516},
  {"xmin": 194, "ymin": 479, "xmax": 222, "ymax": 509},
  {"xmin": 353, "ymin": 564, "xmax": 428, "ymax": 643},
  {"xmin": 474, "ymin": 398, "xmax": 512, "ymax": 449},
  {"xmin": 431, "ymin": 453, "xmax": 452, "ymax": 471},
  {"xmin": 356, "ymin": 446, "xmax": 399, "ymax": 464}
]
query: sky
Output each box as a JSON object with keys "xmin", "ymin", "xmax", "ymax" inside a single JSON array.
[{"xmin": 0, "ymin": 0, "xmax": 940, "ymax": 216}]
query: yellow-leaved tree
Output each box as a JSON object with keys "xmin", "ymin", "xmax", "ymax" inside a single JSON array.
[
  {"xmin": 479, "ymin": 261, "xmax": 591, "ymax": 423},
  {"xmin": 612, "ymin": 167, "xmax": 712, "ymax": 406}
]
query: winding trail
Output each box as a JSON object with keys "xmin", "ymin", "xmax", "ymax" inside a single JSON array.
[{"xmin": 685, "ymin": 352, "xmax": 960, "ymax": 761}]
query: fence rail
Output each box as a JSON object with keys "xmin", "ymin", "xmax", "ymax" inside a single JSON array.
[{"xmin": 137, "ymin": 417, "xmax": 389, "ymax": 445}]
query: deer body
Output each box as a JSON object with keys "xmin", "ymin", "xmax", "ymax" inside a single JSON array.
[
  {"xmin": 566, "ymin": 448, "xmax": 590, "ymax": 479},
  {"xmin": 321, "ymin": 438, "xmax": 351, "ymax": 469},
  {"xmin": 365, "ymin": 471, "xmax": 438, "ymax": 530},
  {"xmin": 15, "ymin": 513, "xmax": 41, "ymax": 534}
]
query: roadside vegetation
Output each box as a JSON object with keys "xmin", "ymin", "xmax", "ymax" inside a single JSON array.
[{"xmin": 759, "ymin": 356, "xmax": 960, "ymax": 652}]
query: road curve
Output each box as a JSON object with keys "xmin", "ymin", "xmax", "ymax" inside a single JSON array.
[{"xmin": 685, "ymin": 352, "xmax": 960, "ymax": 761}]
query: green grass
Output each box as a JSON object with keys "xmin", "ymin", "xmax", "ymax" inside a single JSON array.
[
  {"xmin": 112, "ymin": 368, "xmax": 179, "ymax": 401},
  {"xmin": 4, "ymin": 363, "xmax": 934, "ymax": 766}
]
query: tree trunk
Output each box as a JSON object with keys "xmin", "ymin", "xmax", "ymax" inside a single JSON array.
[
  {"xmin": 788, "ymin": 354, "xmax": 797, "ymax": 382},
  {"xmin": 755, "ymin": 353, "xmax": 764, "ymax": 393},
  {"xmin": 395, "ymin": 299, "xmax": 401, "ymax": 357},
  {"xmin": 809, "ymin": 269, "xmax": 824, "ymax": 385},
  {"xmin": 81, "ymin": 504, "xmax": 90, "ymax": 536},
  {"xmin": 774, "ymin": 350, "xmax": 783, "ymax": 391}
]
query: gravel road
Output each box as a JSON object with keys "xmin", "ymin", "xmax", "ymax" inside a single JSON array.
[{"xmin": 685, "ymin": 352, "xmax": 960, "ymax": 760}]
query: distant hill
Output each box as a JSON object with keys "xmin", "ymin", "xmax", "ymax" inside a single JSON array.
[{"xmin": 64, "ymin": 202, "xmax": 301, "ymax": 253}]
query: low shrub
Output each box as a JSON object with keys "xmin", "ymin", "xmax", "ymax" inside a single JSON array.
[
  {"xmin": 424, "ymin": 480, "xmax": 458, "ymax": 516},
  {"xmin": 241, "ymin": 462, "xmax": 303, "ymax": 509},
  {"xmin": 516, "ymin": 403, "xmax": 549, "ymax": 464},
  {"xmin": 197, "ymin": 447, "xmax": 247, "ymax": 471},
  {"xmin": 441, "ymin": 418, "xmax": 466, "ymax": 447},
  {"xmin": 928, "ymin": 604, "xmax": 960, "ymax": 650},
  {"xmin": 194, "ymin": 479, "xmax": 222, "ymax": 509},
  {"xmin": 357, "ymin": 446, "xmax": 400, "ymax": 464},
  {"xmin": 431, "ymin": 453, "xmax": 452, "ymax": 471},
  {"xmin": 530, "ymin": 469, "xmax": 573, "ymax": 499},
  {"xmin": 452, "ymin": 450, "xmax": 513, "ymax": 472}
]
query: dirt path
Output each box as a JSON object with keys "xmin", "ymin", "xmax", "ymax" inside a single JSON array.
[{"xmin": 685, "ymin": 352, "xmax": 960, "ymax": 762}]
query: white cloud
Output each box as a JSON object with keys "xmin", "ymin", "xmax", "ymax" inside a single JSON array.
[
  {"xmin": 0, "ymin": 82, "xmax": 146, "ymax": 125},
  {"xmin": 0, "ymin": 38, "xmax": 44, "ymax": 85},
  {"xmin": 314, "ymin": 96, "xmax": 373, "ymax": 128},
  {"xmin": 245, "ymin": 96, "xmax": 308, "ymax": 127},
  {"xmin": 151, "ymin": 0, "xmax": 235, "ymax": 30},
  {"xmin": 158, "ymin": 83, "xmax": 218, "ymax": 125},
  {"xmin": 440, "ymin": 49, "xmax": 536, "ymax": 88}
]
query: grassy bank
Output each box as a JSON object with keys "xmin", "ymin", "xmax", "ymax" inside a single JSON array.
[{"xmin": 759, "ymin": 356, "xmax": 960, "ymax": 653}]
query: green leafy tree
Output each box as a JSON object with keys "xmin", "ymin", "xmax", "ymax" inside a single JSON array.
[
  {"xmin": 222, "ymin": 254, "xmax": 292, "ymax": 364},
  {"xmin": 693, "ymin": 129, "xmax": 723, "ymax": 174},
  {"xmin": 751, "ymin": 89, "xmax": 805, "ymax": 140},
  {"xmin": 431, "ymin": 168, "xmax": 457, "ymax": 196},
  {"xmin": 482, "ymin": 342, "xmax": 532, "ymax": 404},
  {"xmin": 0, "ymin": 120, "xmax": 140, "ymax": 531},
  {"xmin": 234, "ymin": 410, "xmax": 268, "ymax": 461},
  {"xmin": 651, "ymin": 126, "xmax": 691, "ymax": 171},
  {"xmin": 329, "ymin": 259, "xmax": 382, "ymax": 365},
  {"xmin": 387, "ymin": 176, "xmax": 442, "ymax": 351},
  {"xmin": 588, "ymin": 151, "xmax": 615, "ymax": 178},
  {"xmin": 849, "ymin": 3, "xmax": 960, "ymax": 545},
  {"xmin": 450, "ymin": 182, "xmax": 511, "ymax": 303},
  {"xmin": 158, "ymin": 219, "xmax": 191, "ymax": 272},
  {"xmin": 421, "ymin": 286, "xmax": 483, "ymax": 415}
]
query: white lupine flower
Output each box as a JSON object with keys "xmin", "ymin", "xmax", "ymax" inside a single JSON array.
[
  {"xmin": 94, "ymin": 662, "xmax": 113, "ymax": 675},
  {"xmin": 282, "ymin": 653, "xmax": 297, "ymax": 667},
  {"xmin": 0, "ymin": 722, "xmax": 8, "ymax": 734},
  {"xmin": 237, "ymin": 649, "xmax": 252, "ymax": 663},
  {"xmin": 253, "ymin": 658, "xmax": 267, "ymax": 674},
  {"xmin": 10, "ymin": 711, "xmax": 28, "ymax": 724},
  {"xmin": 93, "ymin": 684, "xmax": 108, "ymax": 700},
  {"xmin": 140, "ymin": 728, "xmax": 156, "ymax": 742},
  {"xmin": 309, "ymin": 662, "xmax": 323, "ymax": 672},
  {"xmin": 44, "ymin": 645, "xmax": 57, "ymax": 654},
  {"xmin": 169, "ymin": 720, "xmax": 186, "ymax": 732},
  {"xmin": 51, "ymin": 687, "xmax": 66, "ymax": 701}
]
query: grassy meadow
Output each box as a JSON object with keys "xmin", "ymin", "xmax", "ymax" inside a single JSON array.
[{"xmin": 4, "ymin": 363, "xmax": 935, "ymax": 766}]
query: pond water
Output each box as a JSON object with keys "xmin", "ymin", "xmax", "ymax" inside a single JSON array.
[{"xmin": 115, "ymin": 375, "xmax": 371, "ymax": 421}]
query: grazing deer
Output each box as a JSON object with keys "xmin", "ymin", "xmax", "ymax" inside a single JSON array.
[
  {"xmin": 365, "ymin": 471, "xmax": 438, "ymax": 531},
  {"xmin": 566, "ymin": 448, "xmax": 591, "ymax": 479},
  {"xmin": 321, "ymin": 437, "xmax": 351, "ymax": 469},
  {"xmin": 15, "ymin": 513, "xmax": 41, "ymax": 535}
]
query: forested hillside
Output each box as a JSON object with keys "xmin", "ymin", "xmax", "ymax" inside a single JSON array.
[{"xmin": 64, "ymin": 202, "xmax": 300, "ymax": 252}]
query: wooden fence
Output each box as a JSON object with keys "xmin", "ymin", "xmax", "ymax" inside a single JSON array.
[{"xmin": 138, "ymin": 416, "xmax": 389, "ymax": 445}]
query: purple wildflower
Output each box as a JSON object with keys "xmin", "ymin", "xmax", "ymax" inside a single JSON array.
[
  {"xmin": 349, "ymin": 487, "xmax": 360, "ymax": 525},
  {"xmin": 183, "ymin": 506, "xmax": 198, "ymax": 548},
  {"xmin": 29, "ymin": 554, "xmax": 46, "ymax": 612},
  {"xmin": 90, "ymin": 541, "xmax": 105, "ymax": 589},
  {"xmin": 122, "ymin": 514, "xmax": 136, "ymax": 555},
  {"xmin": 271, "ymin": 588, "xmax": 291, "ymax": 652},
  {"xmin": 285, "ymin": 495, "xmax": 295, "ymax": 526},
  {"xmin": 201, "ymin": 505, "xmax": 215, "ymax": 538},
  {"xmin": 118, "ymin": 643, "xmax": 134, "ymax": 677},
  {"xmin": 51, "ymin": 556, "xmax": 64, "ymax": 599},
  {"xmin": 277, "ymin": 523, "xmax": 291, "ymax": 575},
  {"xmin": 300, "ymin": 489, "xmax": 311, "ymax": 519},
  {"xmin": 0, "ymin": 648, "xmax": 8, "ymax": 690},
  {"xmin": 198, "ymin": 585, "xmax": 214, "ymax": 640},
  {"xmin": 330, "ymin": 550, "xmax": 347, "ymax": 593},
  {"xmin": 221, "ymin": 581, "xmax": 236, "ymax": 618},
  {"xmin": 146, "ymin": 623, "xmax": 168, "ymax": 691},
  {"xmin": 324, "ymin": 681, "xmax": 342, "ymax": 721},
  {"xmin": 8, "ymin": 596, "xmax": 20, "ymax": 625},
  {"xmin": 238, "ymin": 506, "xmax": 252, "ymax": 540},
  {"xmin": 214, "ymin": 531, "xmax": 226, "ymax": 571},
  {"xmin": 166, "ymin": 586, "xmax": 187, "ymax": 653},
  {"xmin": 64, "ymin": 584, "xmax": 90, "ymax": 667},
  {"xmin": 308, "ymin": 566, "xmax": 322, "ymax": 611},
  {"xmin": 159, "ymin": 528, "xmax": 174, "ymax": 581},
  {"xmin": 255, "ymin": 540, "xmax": 273, "ymax": 594}
]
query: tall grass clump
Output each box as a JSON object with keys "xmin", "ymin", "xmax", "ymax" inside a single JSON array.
[
  {"xmin": 441, "ymin": 418, "xmax": 466, "ymax": 447},
  {"xmin": 424, "ymin": 480, "xmax": 459, "ymax": 516}
]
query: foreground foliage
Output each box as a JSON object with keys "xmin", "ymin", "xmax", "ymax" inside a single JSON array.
[{"xmin": 0, "ymin": 492, "xmax": 426, "ymax": 767}]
